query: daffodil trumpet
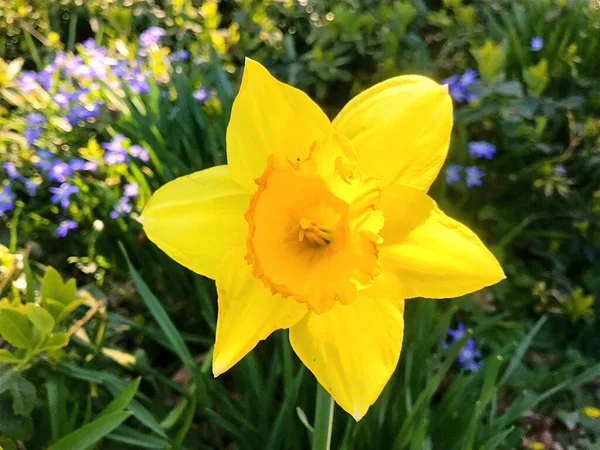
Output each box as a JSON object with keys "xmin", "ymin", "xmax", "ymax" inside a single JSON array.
[{"xmin": 140, "ymin": 58, "xmax": 504, "ymax": 421}]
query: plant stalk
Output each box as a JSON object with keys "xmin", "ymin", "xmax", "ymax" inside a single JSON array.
[{"xmin": 312, "ymin": 383, "xmax": 334, "ymax": 450}]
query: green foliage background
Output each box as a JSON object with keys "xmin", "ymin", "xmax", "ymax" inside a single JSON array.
[{"xmin": 1, "ymin": 0, "xmax": 600, "ymax": 449}]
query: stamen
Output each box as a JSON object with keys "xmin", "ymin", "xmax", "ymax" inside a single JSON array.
[{"xmin": 297, "ymin": 218, "xmax": 332, "ymax": 247}]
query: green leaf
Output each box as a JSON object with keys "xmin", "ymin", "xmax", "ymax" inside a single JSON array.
[
  {"xmin": 101, "ymin": 377, "xmax": 141, "ymax": 416},
  {"xmin": 24, "ymin": 303, "xmax": 55, "ymax": 335},
  {"xmin": 40, "ymin": 267, "xmax": 64, "ymax": 302},
  {"xmin": 49, "ymin": 411, "xmax": 132, "ymax": 450},
  {"xmin": 120, "ymin": 243, "xmax": 209, "ymax": 407},
  {"xmin": 40, "ymin": 267, "xmax": 77, "ymax": 307},
  {"xmin": 0, "ymin": 436, "xmax": 18, "ymax": 450},
  {"xmin": 499, "ymin": 315, "xmax": 547, "ymax": 386},
  {"xmin": 47, "ymin": 374, "xmax": 69, "ymax": 441},
  {"xmin": 41, "ymin": 332, "xmax": 70, "ymax": 351},
  {"xmin": 0, "ymin": 395, "xmax": 34, "ymax": 441},
  {"xmin": 41, "ymin": 298, "xmax": 66, "ymax": 322},
  {"xmin": 0, "ymin": 349, "xmax": 21, "ymax": 364},
  {"xmin": 0, "ymin": 308, "xmax": 34, "ymax": 349},
  {"xmin": 106, "ymin": 425, "xmax": 172, "ymax": 449},
  {"xmin": 9, "ymin": 375, "xmax": 36, "ymax": 417}
]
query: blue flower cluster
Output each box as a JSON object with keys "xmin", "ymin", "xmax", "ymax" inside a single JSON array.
[
  {"xmin": 442, "ymin": 69, "xmax": 479, "ymax": 104},
  {"xmin": 3, "ymin": 27, "xmax": 210, "ymax": 238},
  {"xmin": 445, "ymin": 141, "xmax": 496, "ymax": 188},
  {"xmin": 442, "ymin": 322, "xmax": 483, "ymax": 372}
]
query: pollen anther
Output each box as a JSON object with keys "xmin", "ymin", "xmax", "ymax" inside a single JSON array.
[{"xmin": 297, "ymin": 218, "xmax": 332, "ymax": 247}]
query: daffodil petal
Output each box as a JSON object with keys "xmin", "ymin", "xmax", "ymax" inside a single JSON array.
[
  {"xmin": 380, "ymin": 184, "xmax": 505, "ymax": 299},
  {"xmin": 141, "ymin": 165, "xmax": 250, "ymax": 280},
  {"xmin": 289, "ymin": 296, "xmax": 404, "ymax": 421},
  {"xmin": 333, "ymin": 75, "xmax": 453, "ymax": 190},
  {"xmin": 227, "ymin": 58, "xmax": 332, "ymax": 191},
  {"xmin": 213, "ymin": 246, "xmax": 307, "ymax": 376}
]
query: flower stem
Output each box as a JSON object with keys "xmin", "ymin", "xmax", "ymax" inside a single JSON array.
[{"xmin": 312, "ymin": 383, "xmax": 334, "ymax": 450}]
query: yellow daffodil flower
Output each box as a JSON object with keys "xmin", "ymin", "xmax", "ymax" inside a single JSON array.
[{"xmin": 140, "ymin": 58, "xmax": 504, "ymax": 420}]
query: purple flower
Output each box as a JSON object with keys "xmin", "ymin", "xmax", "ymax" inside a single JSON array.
[
  {"xmin": 442, "ymin": 69, "xmax": 479, "ymax": 103},
  {"xmin": 49, "ymin": 183, "xmax": 79, "ymax": 209},
  {"xmin": 123, "ymin": 183, "xmax": 139, "ymax": 198},
  {"xmin": 129, "ymin": 144, "xmax": 149, "ymax": 162},
  {"xmin": 443, "ymin": 324, "xmax": 482, "ymax": 372},
  {"xmin": 171, "ymin": 50, "xmax": 190, "ymax": 61},
  {"xmin": 445, "ymin": 163, "xmax": 462, "ymax": 185},
  {"xmin": 68, "ymin": 159, "xmax": 97, "ymax": 172},
  {"xmin": 48, "ymin": 161, "xmax": 73, "ymax": 183},
  {"xmin": 23, "ymin": 179, "xmax": 38, "ymax": 196},
  {"xmin": 53, "ymin": 91, "xmax": 70, "ymax": 108},
  {"xmin": 24, "ymin": 127, "xmax": 43, "ymax": 146},
  {"xmin": 193, "ymin": 88, "xmax": 209, "ymax": 103},
  {"xmin": 447, "ymin": 322, "xmax": 466, "ymax": 341},
  {"xmin": 66, "ymin": 103, "xmax": 101, "ymax": 125},
  {"xmin": 103, "ymin": 135, "xmax": 129, "ymax": 165},
  {"xmin": 33, "ymin": 151, "xmax": 54, "ymax": 174},
  {"xmin": 109, "ymin": 198, "xmax": 133, "ymax": 219},
  {"xmin": 531, "ymin": 37, "xmax": 544, "ymax": 51},
  {"xmin": 465, "ymin": 166, "xmax": 485, "ymax": 188},
  {"xmin": 18, "ymin": 71, "xmax": 41, "ymax": 93},
  {"xmin": 55, "ymin": 220, "xmax": 78, "ymax": 238},
  {"xmin": 468, "ymin": 141, "xmax": 496, "ymax": 160},
  {"xmin": 2, "ymin": 162, "xmax": 20, "ymax": 180},
  {"xmin": 127, "ymin": 69, "xmax": 149, "ymax": 94},
  {"xmin": 139, "ymin": 27, "xmax": 166, "ymax": 48},
  {"xmin": 26, "ymin": 112, "xmax": 46, "ymax": 126},
  {"xmin": 458, "ymin": 339, "xmax": 482, "ymax": 372},
  {"xmin": 460, "ymin": 69, "xmax": 478, "ymax": 87},
  {"xmin": 0, "ymin": 186, "xmax": 16, "ymax": 215}
]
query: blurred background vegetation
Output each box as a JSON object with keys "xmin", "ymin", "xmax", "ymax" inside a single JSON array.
[{"xmin": 1, "ymin": 0, "xmax": 600, "ymax": 449}]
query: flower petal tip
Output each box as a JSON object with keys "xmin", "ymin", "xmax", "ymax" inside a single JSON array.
[
  {"xmin": 212, "ymin": 364, "xmax": 225, "ymax": 378},
  {"xmin": 352, "ymin": 409, "xmax": 365, "ymax": 422}
]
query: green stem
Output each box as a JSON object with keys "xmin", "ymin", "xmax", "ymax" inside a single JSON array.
[{"xmin": 312, "ymin": 383, "xmax": 334, "ymax": 450}]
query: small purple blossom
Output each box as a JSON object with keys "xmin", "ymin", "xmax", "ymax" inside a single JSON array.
[
  {"xmin": 2, "ymin": 162, "xmax": 20, "ymax": 180},
  {"xmin": 102, "ymin": 135, "xmax": 128, "ymax": 165},
  {"xmin": 465, "ymin": 166, "xmax": 485, "ymax": 188},
  {"xmin": 458, "ymin": 339, "xmax": 482, "ymax": 372},
  {"xmin": 49, "ymin": 183, "xmax": 79, "ymax": 209},
  {"xmin": 123, "ymin": 183, "xmax": 139, "ymax": 198},
  {"xmin": 442, "ymin": 69, "xmax": 479, "ymax": 103},
  {"xmin": 0, "ymin": 186, "xmax": 16, "ymax": 215},
  {"xmin": 126, "ymin": 68, "xmax": 150, "ymax": 94},
  {"xmin": 129, "ymin": 144, "xmax": 149, "ymax": 162},
  {"xmin": 139, "ymin": 27, "xmax": 166, "ymax": 48},
  {"xmin": 24, "ymin": 127, "xmax": 43, "ymax": 146},
  {"xmin": 18, "ymin": 71, "xmax": 41, "ymax": 93},
  {"xmin": 171, "ymin": 50, "xmax": 190, "ymax": 61},
  {"xmin": 468, "ymin": 141, "xmax": 496, "ymax": 160},
  {"xmin": 26, "ymin": 112, "xmax": 46, "ymax": 126},
  {"xmin": 109, "ymin": 198, "xmax": 133, "ymax": 219},
  {"xmin": 530, "ymin": 37, "xmax": 544, "ymax": 51},
  {"xmin": 23, "ymin": 179, "xmax": 39, "ymax": 196},
  {"xmin": 447, "ymin": 322, "xmax": 466, "ymax": 341},
  {"xmin": 443, "ymin": 323, "xmax": 482, "ymax": 372},
  {"xmin": 53, "ymin": 91, "xmax": 70, "ymax": 108},
  {"xmin": 445, "ymin": 163, "xmax": 462, "ymax": 185},
  {"xmin": 66, "ymin": 103, "xmax": 101, "ymax": 125},
  {"xmin": 48, "ymin": 161, "xmax": 73, "ymax": 183},
  {"xmin": 193, "ymin": 88, "xmax": 209, "ymax": 103},
  {"xmin": 55, "ymin": 220, "xmax": 78, "ymax": 238},
  {"xmin": 68, "ymin": 159, "xmax": 97, "ymax": 172}
]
